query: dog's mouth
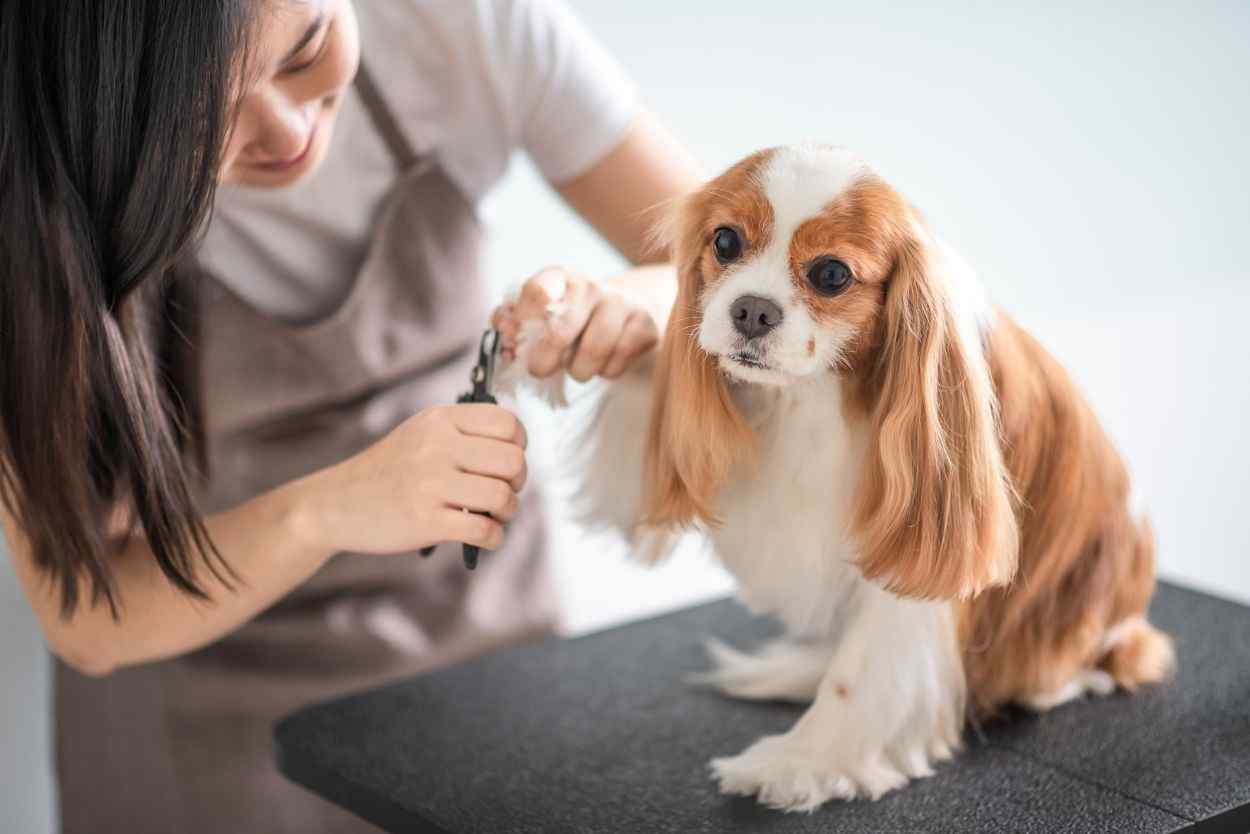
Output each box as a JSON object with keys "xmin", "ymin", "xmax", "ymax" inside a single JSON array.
[
  {"xmin": 717, "ymin": 349, "xmax": 800, "ymax": 387},
  {"xmin": 730, "ymin": 351, "xmax": 770, "ymax": 370}
]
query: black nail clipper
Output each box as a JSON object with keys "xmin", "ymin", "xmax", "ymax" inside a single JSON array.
[{"xmin": 419, "ymin": 329, "xmax": 501, "ymax": 570}]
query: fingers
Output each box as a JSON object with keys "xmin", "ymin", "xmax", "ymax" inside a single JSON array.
[
  {"xmin": 515, "ymin": 267, "xmax": 567, "ymax": 320},
  {"xmin": 490, "ymin": 267, "xmax": 658, "ymax": 382},
  {"xmin": 448, "ymin": 404, "xmax": 527, "ymax": 449},
  {"xmin": 454, "ymin": 436, "xmax": 528, "ymax": 491},
  {"xmin": 569, "ymin": 297, "xmax": 629, "ymax": 382},
  {"xmin": 494, "ymin": 268, "xmax": 569, "ymax": 368},
  {"xmin": 437, "ymin": 507, "xmax": 505, "ymax": 551},
  {"xmin": 527, "ymin": 277, "xmax": 598, "ymax": 377},
  {"xmin": 442, "ymin": 473, "xmax": 519, "ymax": 522},
  {"xmin": 601, "ymin": 311, "xmax": 659, "ymax": 379}
]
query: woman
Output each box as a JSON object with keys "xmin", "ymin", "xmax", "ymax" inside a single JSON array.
[{"xmin": 0, "ymin": 1, "xmax": 695, "ymax": 830}]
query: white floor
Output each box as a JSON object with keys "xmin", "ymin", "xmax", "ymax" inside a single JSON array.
[{"xmin": 4, "ymin": 2, "xmax": 1247, "ymax": 830}]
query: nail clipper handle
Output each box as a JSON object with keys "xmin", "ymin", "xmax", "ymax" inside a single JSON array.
[{"xmin": 456, "ymin": 390, "xmax": 497, "ymax": 569}]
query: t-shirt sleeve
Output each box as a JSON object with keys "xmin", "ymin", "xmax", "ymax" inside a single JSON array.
[{"xmin": 475, "ymin": 0, "xmax": 640, "ymax": 184}]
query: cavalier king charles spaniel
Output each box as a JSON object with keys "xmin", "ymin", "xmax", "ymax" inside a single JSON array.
[{"xmin": 500, "ymin": 145, "xmax": 1174, "ymax": 812}]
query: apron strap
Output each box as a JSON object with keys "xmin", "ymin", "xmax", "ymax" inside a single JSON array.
[{"xmin": 353, "ymin": 62, "xmax": 421, "ymax": 171}]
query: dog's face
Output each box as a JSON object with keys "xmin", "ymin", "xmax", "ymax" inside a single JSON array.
[
  {"xmin": 685, "ymin": 147, "xmax": 906, "ymax": 386},
  {"xmin": 646, "ymin": 145, "xmax": 1018, "ymax": 601}
]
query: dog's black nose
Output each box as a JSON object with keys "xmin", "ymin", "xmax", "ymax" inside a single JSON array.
[{"xmin": 730, "ymin": 295, "xmax": 783, "ymax": 340}]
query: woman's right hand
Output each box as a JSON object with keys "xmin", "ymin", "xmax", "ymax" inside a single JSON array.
[{"xmin": 295, "ymin": 403, "xmax": 528, "ymax": 556}]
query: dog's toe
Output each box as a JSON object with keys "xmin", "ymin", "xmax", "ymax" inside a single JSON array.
[
  {"xmin": 889, "ymin": 745, "xmax": 936, "ymax": 779},
  {"xmin": 851, "ymin": 757, "xmax": 909, "ymax": 800},
  {"xmin": 709, "ymin": 736, "xmax": 882, "ymax": 812}
]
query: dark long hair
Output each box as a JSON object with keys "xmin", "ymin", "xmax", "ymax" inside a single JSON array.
[{"xmin": 0, "ymin": 1, "xmax": 258, "ymax": 616}]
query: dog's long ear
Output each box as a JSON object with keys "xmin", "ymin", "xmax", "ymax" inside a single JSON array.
[
  {"xmin": 641, "ymin": 193, "xmax": 754, "ymax": 529},
  {"xmin": 852, "ymin": 227, "xmax": 1018, "ymax": 600}
]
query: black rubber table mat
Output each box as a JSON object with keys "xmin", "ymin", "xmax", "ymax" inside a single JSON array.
[{"xmin": 275, "ymin": 582, "xmax": 1250, "ymax": 833}]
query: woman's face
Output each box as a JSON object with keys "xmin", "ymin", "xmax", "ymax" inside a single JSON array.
[{"xmin": 220, "ymin": 0, "xmax": 360, "ymax": 188}]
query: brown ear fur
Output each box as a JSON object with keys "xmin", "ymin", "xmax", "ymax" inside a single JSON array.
[
  {"xmin": 641, "ymin": 194, "xmax": 754, "ymax": 528},
  {"xmin": 852, "ymin": 232, "xmax": 1018, "ymax": 599}
]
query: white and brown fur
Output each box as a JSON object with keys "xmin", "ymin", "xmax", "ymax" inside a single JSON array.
[{"xmin": 506, "ymin": 145, "xmax": 1174, "ymax": 812}]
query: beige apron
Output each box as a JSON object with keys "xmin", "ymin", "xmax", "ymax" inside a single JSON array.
[{"xmin": 55, "ymin": 65, "xmax": 558, "ymax": 833}]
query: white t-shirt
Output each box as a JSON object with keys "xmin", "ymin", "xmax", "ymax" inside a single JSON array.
[{"xmin": 200, "ymin": 0, "xmax": 639, "ymax": 321}]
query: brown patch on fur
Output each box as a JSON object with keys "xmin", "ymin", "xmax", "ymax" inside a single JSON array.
[
  {"xmin": 789, "ymin": 177, "xmax": 900, "ymax": 377},
  {"xmin": 833, "ymin": 683, "xmax": 850, "ymax": 699},
  {"xmin": 958, "ymin": 315, "xmax": 1174, "ymax": 714},
  {"xmin": 642, "ymin": 151, "xmax": 777, "ymax": 527},
  {"xmin": 806, "ymin": 337, "xmax": 816, "ymax": 357}
]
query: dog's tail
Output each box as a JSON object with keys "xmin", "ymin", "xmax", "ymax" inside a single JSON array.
[
  {"xmin": 1100, "ymin": 517, "xmax": 1176, "ymax": 689},
  {"xmin": 1102, "ymin": 617, "xmax": 1175, "ymax": 690}
]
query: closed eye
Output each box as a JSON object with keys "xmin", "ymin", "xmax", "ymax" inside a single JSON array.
[{"xmin": 282, "ymin": 17, "xmax": 334, "ymax": 76}]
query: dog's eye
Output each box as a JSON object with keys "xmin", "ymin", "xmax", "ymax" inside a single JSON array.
[
  {"xmin": 807, "ymin": 258, "xmax": 853, "ymax": 295},
  {"xmin": 712, "ymin": 227, "xmax": 742, "ymax": 264}
]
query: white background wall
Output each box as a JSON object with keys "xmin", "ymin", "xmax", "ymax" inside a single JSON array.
[{"xmin": 4, "ymin": 1, "xmax": 1248, "ymax": 829}]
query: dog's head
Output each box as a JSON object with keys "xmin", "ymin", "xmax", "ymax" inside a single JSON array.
[{"xmin": 645, "ymin": 145, "xmax": 1017, "ymax": 599}]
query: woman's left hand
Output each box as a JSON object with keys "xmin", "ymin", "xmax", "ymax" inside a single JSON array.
[{"xmin": 491, "ymin": 266, "xmax": 659, "ymax": 381}]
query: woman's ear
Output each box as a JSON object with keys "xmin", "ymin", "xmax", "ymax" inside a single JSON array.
[
  {"xmin": 641, "ymin": 193, "xmax": 754, "ymax": 529},
  {"xmin": 852, "ymin": 229, "xmax": 1018, "ymax": 600}
]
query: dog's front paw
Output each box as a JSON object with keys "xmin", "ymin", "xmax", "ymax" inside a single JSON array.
[
  {"xmin": 710, "ymin": 735, "xmax": 909, "ymax": 812},
  {"xmin": 493, "ymin": 315, "xmax": 569, "ymax": 408}
]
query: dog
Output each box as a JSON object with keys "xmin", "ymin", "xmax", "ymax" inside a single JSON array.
[{"xmin": 499, "ymin": 145, "xmax": 1174, "ymax": 812}]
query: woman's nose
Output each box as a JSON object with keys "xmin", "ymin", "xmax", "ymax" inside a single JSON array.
[{"xmin": 243, "ymin": 94, "xmax": 316, "ymax": 161}]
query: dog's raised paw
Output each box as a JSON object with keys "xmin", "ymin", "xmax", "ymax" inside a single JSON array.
[{"xmin": 709, "ymin": 734, "xmax": 908, "ymax": 812}]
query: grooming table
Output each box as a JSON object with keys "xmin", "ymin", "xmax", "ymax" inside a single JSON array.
[{"xmin": 275, "ymin": 582, "xmax": 1250, "ymax": 833}]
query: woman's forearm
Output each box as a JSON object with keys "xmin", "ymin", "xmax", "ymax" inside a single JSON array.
[
  {"xmin": 555, "ymin": 111, "xmax": 703, "ymax": 265},
  {"xmin": 8, "ymin": 475, "xmax": 333, "ymax": 676}
]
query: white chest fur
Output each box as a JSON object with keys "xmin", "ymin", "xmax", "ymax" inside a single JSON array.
[{"xmin": 711, "ymin": 376, "xmax": 871, "ymax": 638}]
